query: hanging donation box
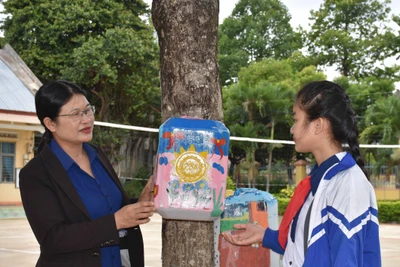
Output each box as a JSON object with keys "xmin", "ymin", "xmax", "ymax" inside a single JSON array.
[
  {"xmin": 153, "ymin": 117, "xmax": 230, "ymax": 221},
  {"xmin": 218, "ymin": 188, "xmax": 280, "ymax": 267}
]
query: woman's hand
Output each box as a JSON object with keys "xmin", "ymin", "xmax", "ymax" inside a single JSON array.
[
  {"xmin": 114, "ymin": 201, "xmax": 156, "ymax": 230},
  {"xmin": 222, "ymin": 223, "xmax": 266, "ymax": 246},
  {"xmin": 138, "ymin": 175, "xmax": 154, "ymax": 202}
]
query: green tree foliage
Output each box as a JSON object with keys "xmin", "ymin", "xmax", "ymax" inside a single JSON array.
[
  {"xmin": 229, "ymin": 123, "xmax": 264, "ymax": 187},
  {"xmin": 223, "ymin": 81, "xmax": 269, "ymax": 187},
  {"xmin": 381, "ymin": 14, "xmax": 400, "ymax": 60},
  {"xmin": 361, "ymin": 95, "xmax": 400, "ymax": 144},
  {"xmin": 238, "ymin": 58, "xmax": 294, "ymax": 87},
  {"xmin": 223, "ymin": 58, "xmax": 326, "ymax": 189},
  {"xmin": 335, "ymin": 75, "xmax": 395, "ymax": 131},
  {"xmin": 1, "ymin": 0, "xmax": 160, "ymax": 163},
  {"xmin": 253, "ymin": 81, "xmax": 294, "ymax": 191},
  {"xmin": 306, "ymin": 0, "xmax": 393, "ymax": 78},
  {"xmin": 2, "ymin": 0, "xmax": 152, "ymax": 80},
  {"xmin": 237, "ymin": 57, "xmax": 326, "ymax": 91},
  {"xmin": 218, "ymin": 0, "xmax": 301, "ymax": 85},
  {"xmin": 294, "ymin": 65, "xmax": 328, "ymax": 89},
  {"xmin": 373, "ymin": 14, "xmax": 400, "ymax": 80},
  {"xmin": 334, "ymin": 76, "xmax": 398, "ymax": 171},
  {"xmin": 286, "ymin": 51, "xmax": 315, "ymax": 73},
  {"xmin": 360, "ymin": 94, "xmax": 400, "ymax": 169},
  {"xmin": 61, "ymin": 27, "xmax": 160, "ymax": 124}
]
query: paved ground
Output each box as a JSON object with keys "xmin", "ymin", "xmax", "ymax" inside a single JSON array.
[
  {"xmin": 0, "ymin": 215, "xmax": 163, "ymax": 267},
  {"xmin": 0, "ymin": 213, "xmax": 399, "ymax": 267}
]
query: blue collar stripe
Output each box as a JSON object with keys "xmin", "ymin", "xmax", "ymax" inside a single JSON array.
[
  {"xmin": 309, "ymin": 154, "xmax": 339, "ymax": 195},
  {"xmin": 323, "ymin": 152, "xmax": 356, "ymax": 181}
]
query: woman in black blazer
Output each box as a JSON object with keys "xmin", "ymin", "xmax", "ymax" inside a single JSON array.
[{"xmin": 19, "ymin": 80, "xmax": 155, "ymax": 267}]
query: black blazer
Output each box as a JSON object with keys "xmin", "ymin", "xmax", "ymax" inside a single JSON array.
[{"xmin": 19, "ymin": 143, "xmax": 144, "ymax": 267}]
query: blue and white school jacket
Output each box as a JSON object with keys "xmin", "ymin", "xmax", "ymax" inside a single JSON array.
[{"xmin": 263, "ymin": 152, "xmax": 381, "ymax": 267}]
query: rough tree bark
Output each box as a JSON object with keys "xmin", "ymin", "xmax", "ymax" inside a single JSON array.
[{"xmin": 152, "ymin": 0, "xmax": 222, "ymax": 266}]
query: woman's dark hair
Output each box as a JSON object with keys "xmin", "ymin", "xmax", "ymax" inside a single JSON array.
[
  {"xmin": 35, "ymin": 81, "xmax": 86, "ymax": 152},
  {"xmin": 296, "ymin": 80, "xmax": 368, "ymax": 179}
]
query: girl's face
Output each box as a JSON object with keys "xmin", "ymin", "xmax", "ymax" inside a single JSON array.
[{"xmin": 290, "ymin": 103, "xmax": 316, "ymax": 153}]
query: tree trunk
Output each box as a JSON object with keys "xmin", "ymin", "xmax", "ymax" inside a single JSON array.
[
  {"xmin": 152, "ymin": 0, "xmax": 222, "ymax": 122},
  {"xmin": 251, "ymin": 151, "xmax": 255, "ymax": 188},
  {"xmin": 235, "ymin": 162, "xmax": 242, "ymax": 187},
  {"xmin": 266, "ymin": 121, "xmax": 275, "ymax": 192},
  {"xmin": 248, "ymin": 166, "xmax": 252, "ymax": 188},
  {"xmin": 152, "ymin": 0, "xmax": 221, "ymax": 266},
  {"xmin": 162, "ymin": 220, "xmax": 215, "ymax": 266},
  {"xmin": 266, "ymin": 148, "xmax": 273, "ymax": 192}
]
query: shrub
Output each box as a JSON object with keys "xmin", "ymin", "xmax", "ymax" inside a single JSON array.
[
  {"xmin": 377, "ymin": 201, "xmax": 400, "ymax": 223},
  {"xmin": 279, "ymin": 185, "xmax": 295, "ymax": 198},
  {"xmin": 276, "ymin": 197, "xmax": 290, "ymax": 216},
  {"xmin": 226, "ymin": 176, "xmax": 236, "ymax": 190},
  {"xmin": 275, "ymin": 198, "xmax": 400, "ymax": 223},
  {"xmin": 254, "ymin": 178, "xmax": 288, "ymax": 194},
  {"xmin": 268, "ymin": 179, "xmax": 289, "ymax": 194},
  {"xmin": 133, "ymin": 166, "xmax": 152, "ymax": 180},
  {"xmin": 123, "ymin": 179, "xmax": 145, "ymax": 198},
  {"xmin": 123, "ymin": 166, "xmax": 152, "ymax": 198}
]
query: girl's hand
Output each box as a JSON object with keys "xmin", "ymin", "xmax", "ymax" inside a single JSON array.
[
  {"xmin": 222, "ymin": 223, "xmax": 266, "ymax": 246},
  {"xmin": 114, "ymin": 201, "xmax": 156, "ymax": 229}
]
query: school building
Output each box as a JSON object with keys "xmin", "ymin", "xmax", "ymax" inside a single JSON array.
[{"xmin": 0, "ymin": 44, "xmax": 43, "ymax": 205}]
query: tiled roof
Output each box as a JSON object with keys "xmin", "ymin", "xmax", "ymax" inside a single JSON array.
[
  {"xmin": 0, "ymin": 58, "xmax": 36, "ymax": 113},
  {"xmin": 0, "ymin": 44, "xmax": 41, "ymax": 113}
]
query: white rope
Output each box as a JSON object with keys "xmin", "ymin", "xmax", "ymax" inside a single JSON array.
[
  {"xmin": 94, "ymin": 121, "xmax": 159, "ymax": 133},
  {"xmin": 94, "ymin": 121, "xmax": 400, "ymax": 148},
  {"xmin": 230, "ymin": 136, "xmax": 295, "ymax": 145}
]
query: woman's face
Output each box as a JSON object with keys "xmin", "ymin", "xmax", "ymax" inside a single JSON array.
[
  {"xmin": 290, "ymin": 103, "xmax": 315, "ymax": 153},
  {"xmin": 50, "ymin": 94, "xmax": 94, "ymax": 146}
]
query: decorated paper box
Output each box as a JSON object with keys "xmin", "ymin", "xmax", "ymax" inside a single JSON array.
[
  {"xmin": 153, "ymin": 117, "xmax": 230, "ymax": 221},
  {"xmin": 218, "ymin": 188, "xmax": 279, "ymax": 267}
]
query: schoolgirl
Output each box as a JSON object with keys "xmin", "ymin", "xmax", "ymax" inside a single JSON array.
[{"xmin": 223, "ymin": 81, "xmax": 381, "ymax": 267}]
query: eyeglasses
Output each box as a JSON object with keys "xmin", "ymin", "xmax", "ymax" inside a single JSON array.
[{"xmin": 57, "ymin": 106, "xmax": 95, "ymax": 121}]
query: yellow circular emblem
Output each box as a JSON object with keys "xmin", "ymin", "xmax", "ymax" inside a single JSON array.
[{"xmin": 175, "ymin": 151, "xmax": 207, "ymax": 183}]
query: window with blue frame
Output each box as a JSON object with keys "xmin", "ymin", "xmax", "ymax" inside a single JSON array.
[{"xmin": 0, "ymin": 142, "xmax": 16, "ymax": 182}]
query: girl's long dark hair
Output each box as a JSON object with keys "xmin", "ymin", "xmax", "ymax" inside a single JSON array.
[{"xmin": 296, "ymin": 81, "xmax": 368, "ymax": 179}]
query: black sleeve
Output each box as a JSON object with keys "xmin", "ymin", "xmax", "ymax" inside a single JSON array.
[{"xmin": 19, "ymin": 163, "xmax": 120, "ymax": 255}]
